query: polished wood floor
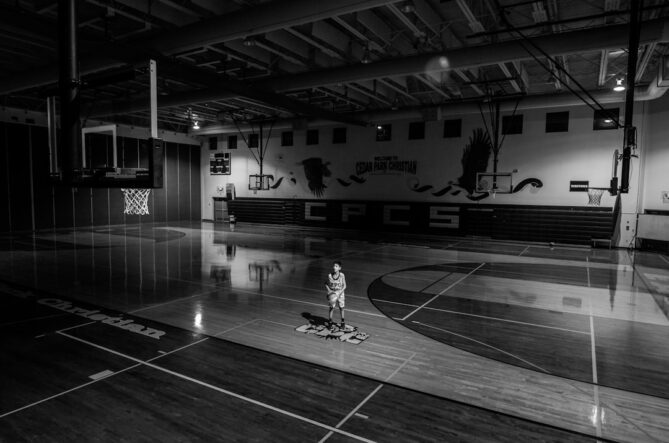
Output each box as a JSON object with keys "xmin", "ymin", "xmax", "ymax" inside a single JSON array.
[{"xmin": 1, "ymin": 221, "xmax": 668, "ymax": 442}]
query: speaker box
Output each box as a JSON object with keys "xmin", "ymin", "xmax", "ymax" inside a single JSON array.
[{"xmin": 148, "ymin": 138, "xmax": 164, "ymax": 188}]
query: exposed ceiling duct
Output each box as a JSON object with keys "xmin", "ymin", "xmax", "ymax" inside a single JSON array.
[
  {"xmin": 2, "ymin": 1, "xmax": 669, "ymax": 132},
  {"xmin": 89, "ymin": 18, "xmax": 669, "ymax": 119}
]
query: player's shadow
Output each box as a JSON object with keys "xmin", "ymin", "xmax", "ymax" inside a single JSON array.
[{"xmin": 301, "ymin": 312, "xmax": 329, "ymax": 326}]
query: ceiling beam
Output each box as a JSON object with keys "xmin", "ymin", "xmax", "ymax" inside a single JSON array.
[
  {"xmin": 386, "ymin": 4, "xmax": 425, "ymax": 38},
  {"xmin": 414, "ymin": 74, "xmax": 450, "ymax": 99},
  {"xmin": 598, "ymin": 50, "xmax": 609, "ymax": 87},
  {"xmin": 259, "ymin": 19, "xmax": 669, "ymax": 92},
  {"xmin": 91, "ymin": 18, "xmax": 669, "ymax": 117},
  {"xmin": 0, "ymin": 0, "xmax": 399, "ymax": 95}
]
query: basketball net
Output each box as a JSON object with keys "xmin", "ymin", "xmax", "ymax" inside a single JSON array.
[
  {"xmin": 121, "ymin": 188, "xmax": 151, "ymax": 215},
  {"xmin": 587, "ymin": 189, "xmax": 604, "ymax": 206}
]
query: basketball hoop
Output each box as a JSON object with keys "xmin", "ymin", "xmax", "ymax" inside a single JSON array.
[
  {"xmin": 121, "ymin": 188, "xmax": 151, "ymax": 215},
  {"xmin": 587, "ymin": 188, "xmax": 604, "ymax": 207}
]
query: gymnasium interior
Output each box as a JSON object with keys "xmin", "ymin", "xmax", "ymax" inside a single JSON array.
[{"xmin": 1, "ymin": 1, "xmax": 669, "ymax": 441}]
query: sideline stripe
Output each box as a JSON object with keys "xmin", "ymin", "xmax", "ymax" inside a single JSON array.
[
  {"xmin": 590, "ymin": 315, "xmax": 602, "ymax": 438},
  {"xmin": 586, "ymin": 257, "xmax": 602, "ymax": 438},
  {"xmin": 0, "ymin": 337, "xmax": 209, "ymax": 419},
  {"xmin": 57, "ymin": 332, "xmax": 376, "ymax": 443},
  {"xmin": 57, "ymin": 321, "xmax": 96, "ymax": 333},
  {"xmin": 375, "ymin": 298, "xmax": 589, "ymax": 335},
  {"xmin": 130, "ymin": 283, "xmax": 384, "ymax": 319},
  {"xmin": 269, "ymin": 281, "xmax": 371, "ymax": 300},
  {"xmin": 213, "ymin": 319, "xmax": 261, "ymax": 337},
  {"xmin": 412, "ymin": 321, "xmax": 550, "ymax": 374},
  {"xmin": 0, "ymin": 363, "xmax": 142, "ymax": 419},
  {"xmin": 385, "ymin": 353, "xmax": 416, "ymax": 382},
  {"xmin": 130, "ymin": 292, "xmax": 211, "ymax": 314},
  {"xmin": 318, "ymin": 384, "xmax": 383, "ymax": 443},
  {"xmin": 231, "ymin": 288, "xmax": 385, "ymax": 318},
  {"xmin": 400, "ymin": 263, "xmax": 486, "ymax": 321}
]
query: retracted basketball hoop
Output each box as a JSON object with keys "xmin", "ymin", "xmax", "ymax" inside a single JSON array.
[{"xmin": 121, "ymin": 188, "xmax": 151, "ymax": 215}]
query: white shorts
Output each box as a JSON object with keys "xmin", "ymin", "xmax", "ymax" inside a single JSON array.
[{"xmin": 328, "ymin": 292, "xmax": 345, "ymax": 309}]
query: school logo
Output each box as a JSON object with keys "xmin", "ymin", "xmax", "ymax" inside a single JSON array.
[{"xmin": 295, "ymin": 323, "xmax": 369, "ymax": 344}]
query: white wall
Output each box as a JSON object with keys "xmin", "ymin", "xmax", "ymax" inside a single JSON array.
[
  {"xmin": 642, "ymin": 93, "xmax": 669, "ymax": 211},
  {"xmin": 200, "ymin": 98, "xmax": 669, "ymax": 220}
]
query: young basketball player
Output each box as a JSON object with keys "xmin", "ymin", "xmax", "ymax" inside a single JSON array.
[{"xmin": 325, "ymin": 261, "xmax": 346, "ymax": 329}]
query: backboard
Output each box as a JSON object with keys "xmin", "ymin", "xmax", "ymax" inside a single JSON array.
[
  {"xmin": 476, "ymin": 172, "xmax": 513, "ymax": 194},
  {"xmin": 249, "ymin": 174, "xmax": 271, "ymax": 191}
]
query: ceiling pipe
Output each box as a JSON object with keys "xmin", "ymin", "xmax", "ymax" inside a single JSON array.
[
  {"xmin": 258, "ymin": 18, "xmax": 669, "ymax": 92},
  {"xmin": 87, "ymin": 18, "xmax": 669, "ymax": 118},
  {"xmin": 195, "ymin": 76, "xmax": 667, "ymax": 135},
  {"xmin": 0, "ymin": 0, "xmax": 398, "ymax": 95}
]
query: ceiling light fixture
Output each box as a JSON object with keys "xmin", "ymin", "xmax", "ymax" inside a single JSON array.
[
  {"xmin": 243, "ymin": 37, "xmax": 256, "ymax": 47},
  {"xmin": 187, "ymin": 107, "xmax": 200, "ymax": 129},
  {"xmin": 401, "ymin": 2, "xmax": 415, "ymax": 13},
  {"xmin": 613, "ymin": 78, "xmax": 625, "ymax": 92},
  {"xmin": 361, "ymin": 45, "xmax": 372, "ymax": 64}
]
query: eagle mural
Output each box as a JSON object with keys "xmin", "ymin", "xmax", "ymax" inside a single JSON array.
[
  {"xmin": 300, "ymin": 157, "xmax": 331, "ymax": 197},
  {"xmin": 408, "ymin": 127, "xmax": 543, "ymax": 199}
]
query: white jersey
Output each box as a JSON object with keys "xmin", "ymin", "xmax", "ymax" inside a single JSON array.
[{"xmin": 327, "ymin": 272, "xmax": 346, "ymax": 294}]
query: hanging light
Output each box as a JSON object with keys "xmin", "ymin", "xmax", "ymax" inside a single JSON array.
[
  {"xmin": 361, "ymin": 45, "xmax": 372, "ymax": 64},
  {"xmin": 187, "ymin": 107, "xmax": 200, "ymax": 129},
  {"xmin": 401, "ymin": 1, "xmax": 415, "ymax": 13},
  {"xmin": 613, "ymin": 78, "xmax": 625, "ymax": 92}
]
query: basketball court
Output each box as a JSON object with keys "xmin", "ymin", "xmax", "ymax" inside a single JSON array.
[
  {"xmin": 2, "ymin": 2, "xmax": 669, "ymax": 441},
  {"xmin": 1, "ymin": 221, "xmax": 668, "ymax": 442}
]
